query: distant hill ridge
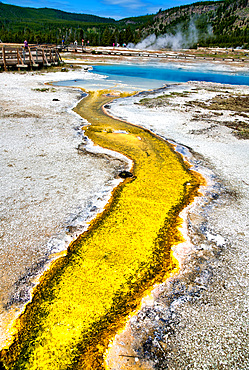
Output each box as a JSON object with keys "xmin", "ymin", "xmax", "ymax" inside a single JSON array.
[{"xmin": 0, "ymin": 3, "xmax": 115, "ymax": 23}]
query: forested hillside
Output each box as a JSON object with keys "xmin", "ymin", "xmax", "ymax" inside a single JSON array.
[
  {"xmin": 0, "ymin": 0, "xmax": 248, "ymax": 48},
  {"xmin": 0, "ymin": 4, "xmax": 115, "ymax": 23},
  {"xmin": 0, "ymin": 3, "xmax": 119, "ymax": 44},
  {"xmin": 212, "ymin": 0, "xmax": 249, "ymax": 46},
  {"xmin": 140, "ymin": 0, "xmax": 249, "ymax": 48}
]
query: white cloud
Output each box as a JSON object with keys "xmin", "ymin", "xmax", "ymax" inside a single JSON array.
[{"xmin": 103, "ymin": 0, "xmax": 146, "ymax": 10}]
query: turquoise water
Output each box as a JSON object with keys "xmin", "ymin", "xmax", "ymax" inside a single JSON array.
[
  {"xmin": 93, "ymin": 64, "xmax": 249, "ymax": 86},
  {"xmin": 55, "ymin": 63, "xmax": 249, "ymax": 91}
]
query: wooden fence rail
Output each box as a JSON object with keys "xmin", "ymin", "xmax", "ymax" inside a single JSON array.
[{"xmin": 0, "ymin": 45, "xmax": 62, "ymax": 70}]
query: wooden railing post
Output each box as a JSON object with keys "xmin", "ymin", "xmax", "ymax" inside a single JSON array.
[
  {"xmin": 28, "ymin": 46, "xmax": 36, "ymax": 66},
  {"xmin": 17, "ymin": 48, "xmax": 24, "ymax": 66},
  {"xmin": 2, "ymin": 46, "xmax": 7, "ymax": 71},
  {"xmin": 56, "ymin": 49, "xmax": 62, "ymax": 63},
  {"xmin": 49, "ymin": 48, "xmax": 53, "ymax": 63},
  {"xmin": 22, "ymin": 48, "xmax": 26, "ymax": 63},
  {"xmin": 42, "ymin": 48, "xmax": 51, "ymax": 66},
  {"xmin": 42, "ymin": 48, "xmax": 48, "ymax": 65}
]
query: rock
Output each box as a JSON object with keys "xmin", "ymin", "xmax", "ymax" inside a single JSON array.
[{"xmin": 118, "ymin": 171, "xmax": 133, "ymax": 179}]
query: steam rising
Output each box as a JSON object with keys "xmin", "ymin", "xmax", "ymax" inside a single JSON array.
[{"xmin": 129, "ymin": 21, "xmax": 213, "ymax": 50}]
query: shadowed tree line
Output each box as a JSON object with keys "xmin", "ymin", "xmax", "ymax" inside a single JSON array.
[{"xmin": 0, "ymin": 22, "xmax": 138, "ymax": 46}]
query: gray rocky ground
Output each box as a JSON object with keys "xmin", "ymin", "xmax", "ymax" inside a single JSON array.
[
  {"xmin": 1, "ymin": 65, "xmax": 248, "ymax": 369},
  {"xmin": 0, "ymin": 69, "xmax": 128, "ymax": 347},
  {"xmin": 106, "ymin": 82, "xmax": 249, "ymax": 369}
]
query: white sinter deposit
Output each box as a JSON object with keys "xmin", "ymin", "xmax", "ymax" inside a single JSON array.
[
  {"xmin": 105, "ymin": 82, "xmax": 249, "ymax": 369},
  {"xmin": 0, "ymin": 68, "xmax": 129, "ymax": 348},
  {"xmin": 1, "ymin": 63, "xmax": 248, "ymax": 369}
]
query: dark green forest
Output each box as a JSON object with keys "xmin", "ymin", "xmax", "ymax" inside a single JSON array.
[
  {"xmin": 211, "ymin": 0, "xmax": 249, "ymax": 47},
  {"xmin": 0, "ymin": 0, "xmax": 248, "ymax": 48},
  {"xmin": 0, "ymin": 2, "xmax": 150, "ymax": 45}
]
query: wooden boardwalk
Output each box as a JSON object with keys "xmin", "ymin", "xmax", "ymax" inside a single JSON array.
[
  {"xmin": 0, "ymin": 44, "xmax": 62, "ymax": 70},
  {"xmin": 60, "ymin": 45, "xmax": 249, "ymax": 63}
]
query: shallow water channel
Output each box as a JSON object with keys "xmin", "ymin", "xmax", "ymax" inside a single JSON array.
[{"xmin": 0, "ymin": 88, "xmax": 202, "ymax": 369}]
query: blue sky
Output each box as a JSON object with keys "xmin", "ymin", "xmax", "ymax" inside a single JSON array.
[{"xmin": 3, "ymin": 0, "xmax": 219, "ymax": 20}]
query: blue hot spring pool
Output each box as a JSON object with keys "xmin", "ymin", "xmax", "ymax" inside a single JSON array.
[{"xmin": 54, "ymin": 62, "xmax": 249, "ymax": 91}]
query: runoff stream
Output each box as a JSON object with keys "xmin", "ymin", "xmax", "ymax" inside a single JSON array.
[{"xmin": 0, "ymin": 83, "xmax": 203, "ymax": 368}]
